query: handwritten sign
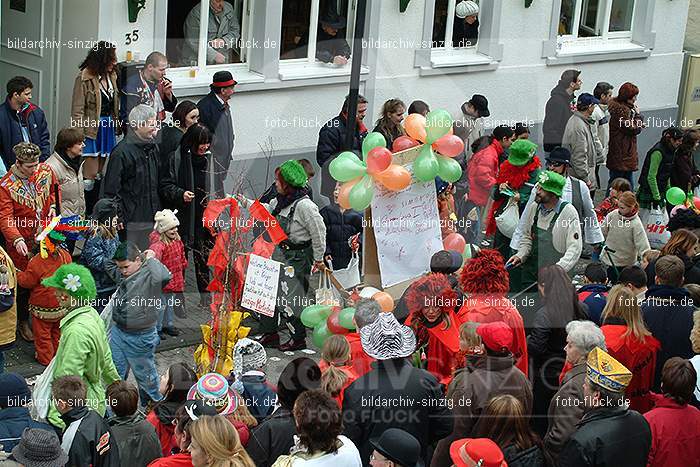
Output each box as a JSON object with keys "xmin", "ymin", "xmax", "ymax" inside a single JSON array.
[
  {"xmin": 241, "ymin": 254, "xmax": 282, "ymax": 317},
  {"xmin": 371, "ymin": 165, "xmax": 443, "ymax": 288}
]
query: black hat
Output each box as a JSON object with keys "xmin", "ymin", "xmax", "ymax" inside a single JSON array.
[
  {"xmin": 182, "ymin": 399, "xmax": 219, "ymax": 420},
  {"xmin": 320, "ymin": 7, "xmax": 347, "ymax": 30},
  {"xmin": 546, "ymin": 147, "xmax": 571, "ymax": 165},
  {"xmin": 11, "ymin": 428, "xmax": 68, "ymax": 467},
  {"xmin": 212, "ymin": 70, "xmax": 237, "ymax": 88},
  {"xmin": 430, "ymin": 250, "xmax": 463, "ymax": 275},
  {"xmin": 370, "ymin": 428, "xmax": 424, "ymax": 467},
  {"xmin": 91, "ymin": 198, "xmax": 118, "ymax": 224},
  {"xmin": 467, "ymin": 94, "xmax": 490, "ymax": 117}
]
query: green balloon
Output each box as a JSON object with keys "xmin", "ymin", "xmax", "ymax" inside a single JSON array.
[
  {"xmin": 414, "ymin": 145, "xmax": 439, "ymax": 182},
  {"xmin": 312, "ymin": 321, "xmax": 334, "ymax": 348},
  {"xmin": 425, "ymin": 109, "xmax": 453, "ymax": 144},
  {"xmin": 301, "ymin": 304, "xmax": 332, "ymax": 328},
  {"xmin": 437, "ymin": 156, "xmax": 462, "ymax": 183},
  {"xmin": 666, "ymin": 187, "xmax": 686, "ymax": 206},
  {"xmin": 362, "ymin": 132, "xmax": 387, "ymax": 161},
  {"xmin": 349, "ymin": 174, "xmax": 375, "ymax": 211},
  {"xmin": 329, "ymin": 152, "xmax": 366, "ymax": 182},
  {"xmin": 338, "ymin": 307, "xmax": 356, "ymax": 330}
]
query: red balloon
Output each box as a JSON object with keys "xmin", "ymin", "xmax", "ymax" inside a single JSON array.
[
  {"xmin": 392, "ymin": 135, "xmax": 420, "ymax": 153},
  {"xmin": 366, "ymin": 147, "xmax": 393, "ymax": 175},
  {"xmin": 694, "ymin": 197, "xmax": 700, "ymax": 210},
  {"xmin": 432, "ymin": 134, "xmax": 465, "ymax": 158},
  {"xmin": 326, "ymin": 310, "xmax": 349, "ymax": 335},
  {"xmin": 443, "ymin": 232, "xmax": 466, "ymax": 253}
]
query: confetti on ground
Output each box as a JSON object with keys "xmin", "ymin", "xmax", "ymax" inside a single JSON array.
[
  {"xmin": 301, "ymin": 349, "xmax": 316, "ymax": 355},
  {"xmin": 269, "ymin": 356, "xmax": 281, "ymax": 362}
]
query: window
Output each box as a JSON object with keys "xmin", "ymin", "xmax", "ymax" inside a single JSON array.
[
  {"xmin": 558, "ymin": 0, "xmax": 635, "ymax": 41},
  {"xmin": 431, "ymin": 0, "xmax": 479, "ymax": 49},
  {"xmin": 165, "ymin": 0, "xmax": 253, "ymax": 68}
]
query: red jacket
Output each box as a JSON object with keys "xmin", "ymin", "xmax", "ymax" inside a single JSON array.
[
  {"xmin": 149, "ymin": 231, "xmax": 188, "ymax": 293},
  {"xmin": 224, "ymin": 415, "xmax": 250, "ymax": 447},
  {"xmin": 146, "ymin": 410, "xmax": 177, "ymax": 457},
  {"xmin": 345, "ymin": 332, "xmax": 375, "ymax": 378},
  {"xmin": 458, "ymin": 294, "xmax": 529, "ymax": 376},
  {"xmin": 148, "ymin": 453, "xmax": 192, "ymax": 467},
  {"xmin": 602, "ymin": 324, "xmax": 660, "ymax": 413},
  {"xmin": 467, "ymin": 140, "xmax": 503, "ymax": 207},
  {"xmin": 17, "ymin": 248, "xmax": 71, "ymax": 315},
  {"xmin": 644, "ymin": 394, "xmax": 700, "ymax": 467},
  {"xmin": 406, "ymin": 310, "xmax": 462, "ymax": 386},
  {"xmin": 319, "ymin": 360, "xmax": 359, "ymax": 407}
]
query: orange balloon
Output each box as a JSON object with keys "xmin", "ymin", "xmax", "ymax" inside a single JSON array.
[
  {"xmin": 376, "ymin": 164, "xmax": 412, "ymax": 192},
  {"xmin": 404, "ymin": 114, "xmax": 427, "ymax": 143},
  {"xmin": 337, "ymin": 178, "xmax": 361, "ymax": 209},
  {"xmin": 372, "ymin": 291, "xmax": 395, "ymax": 312}
]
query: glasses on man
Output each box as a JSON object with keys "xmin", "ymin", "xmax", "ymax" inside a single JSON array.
[{"xmin": 547, "ymin": 161, "xmax": 565, "ymax": 168}]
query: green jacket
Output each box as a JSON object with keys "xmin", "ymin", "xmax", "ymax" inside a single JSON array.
[{"xmin": 48, "ymin": 305, "xmax": 120, "ymax": 430}]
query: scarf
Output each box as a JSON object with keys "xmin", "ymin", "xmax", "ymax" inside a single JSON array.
[
  {"xmin": 57, "ymin": 150, "xmax": 82, "ymax": 174},
  {"xmin": 340, "ymin": 111, "xmax": 368, "ymax": 135},
  {"xmin": 272, "ymin": 186, "xmax": 310, "ymax": 216}
]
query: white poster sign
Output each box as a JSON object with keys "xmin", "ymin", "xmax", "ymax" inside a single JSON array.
[{"xmin": 241, "ymin": 254, "xmax": 281, "ymax": 317}]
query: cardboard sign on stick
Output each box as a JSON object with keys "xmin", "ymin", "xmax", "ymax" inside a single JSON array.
[{"xmin": 241, "ymin": 254, "xmax": 282, "ymax": 317}]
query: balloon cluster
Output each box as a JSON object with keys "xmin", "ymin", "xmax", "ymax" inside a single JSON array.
[
  {"xmin": 666, "ymin": 186, "xmax": 700, "ymax": 213},
  {"xmin": 300, "ymin": 288, "xmax": 395, "ymax": 348},
  {"xmin": 329, "ymin": 133, "xmax": 412, "ymax": 211}
]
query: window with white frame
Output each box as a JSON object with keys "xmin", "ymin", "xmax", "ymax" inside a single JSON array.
[
  {"xmin": 165, "ymin": 0, "xmax": 254, "ymax": 68},
  {"xmin": 558, "ymin": 0, "xmax": 635, "ymax": 41},
  {"xmin": 280, "ymin": 0, "xmax": 356, "ymax": 64},
  {"xmin": 432, "ymin": 0, "xmax": 480, "ymax": 50}
]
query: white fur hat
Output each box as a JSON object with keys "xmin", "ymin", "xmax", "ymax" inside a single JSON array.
[
  {"xmin": 455, "ymin": 0, "xmax": 479, "ymax": 18},
  {"xmin": 154, "ymin": 209, "xmax": 180, "ymax": 233}
]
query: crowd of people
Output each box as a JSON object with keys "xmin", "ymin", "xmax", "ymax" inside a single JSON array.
[{"xmin": 0, "ymin": 20, "xmax": 699, "ymax": 466}]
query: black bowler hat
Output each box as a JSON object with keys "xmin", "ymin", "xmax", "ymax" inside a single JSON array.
[
  {"xmin": 467, "ymin": 94, "xmax": 490, "ymax": 117},
  {"xmin": 370, "ymin": 428, "xmax": 424, "ymax": 467},
  {"xmin": 546, "ymin": 146, "xmax": 571, "ymax": 165},
  {"xmin": 212, "ymin": 71, "xmax": 237, "ymax": 88}
]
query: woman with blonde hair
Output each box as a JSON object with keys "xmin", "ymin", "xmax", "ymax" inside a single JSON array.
[
  {"xmin": 601, "ymin": 285, "xmax": 660, "ymax": 412},
  {"xmin": 372, "ymin": 99, "xmax": 406, "ymax": 150},
  {"xmin": 690, "ymin": 310, "xmax": 700, "ymax": 402},
  {"xmin": 189, "ymin": 415, "xmax": 255, "ymax": 467},
  {"xmin": 601, "ymin": 191, "xmax": 650, "ymax": 283},
  {"xmin": 319, "ymin": 335, "xmax": 358, "ymax": 407}
]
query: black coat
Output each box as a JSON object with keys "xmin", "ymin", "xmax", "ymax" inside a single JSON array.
[
  {"xmin": 0, "ymin": 99, "xmax": 50, "ymax": 167},
  {"xmin": 319, "ymin": 203, "xmax": 362, "ymax": 269},
  {"xmin": 157, "ymin": 125, "xmax": 184, "ymax": 169},
  {"xmin": 60, "ymin": 406, "xmax": 120, "ymax": 467},
  {"xmin": 101, "ymin": 134, "xmax": 160, "ymax": 227},
  {"xmin": 342, "ymin": 358, "xmax": 453, "ymax": 465},
  {"xmin": 502, "ymin": 444, "xmax": 545, "ymax": 467},
  {"xmin": 295, "ymin": 27, "xmax": 351, "ymax": 63},
  {"xmin": 197, "ymin": 91, "xmax": 234, "ymax": 194},
  {"xmin": 245, "ymin": 408, "xmax": 297, "ymax": 467},
  {"xmin": 317, "ymin": 115, "xmax": 367, "ymax": 199},
  {"xmin": 542, "ymin": 86, "xmax": 574, "ymax": 152},
  {"xmin": 559, "ymin": 407, "xmax": 651, "ymax": 467},
  {"xmin": 107, "ymin": 413, "xmax": 162, "ymax": 467},
  {"xmin": 641, "ymin": 285, "xmax": 695, "ymax": 390}
]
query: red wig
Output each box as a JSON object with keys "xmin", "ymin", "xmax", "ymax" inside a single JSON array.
[
  {"xmin": 405, "ymin": 274, "xmax": 457, "ymax": 317},
  {"xmin": 459, "ymin": 249, "xmax": 509, "ymax": 295},
  {"xmin": 617, "ymin": 82, "xmax": 639, "ymax": 102}
]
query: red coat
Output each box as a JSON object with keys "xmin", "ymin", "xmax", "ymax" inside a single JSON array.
[
  {"xmin": 458, "ymin": 294, "xmax": 529, "ymax": 376},
  {"xmin": 406, "ymin": 310, "xmax": 462, "ymax": 386},
  {"xmin": 467, "ymin": 140, "xmax": 503, "ymax": 207},
  {"xmin": 0, "ymin": 164, "xmax": 57, "ymax": 270},
  {"xmin": 345, "ymin": 332, "xmax": 375, "ymax": 378},
  {"xmin": 17, "ymin": 248, "xmax": 71, "ymax": 316},
  {"xmin": 148, "ymin": 453, "xmax": 192, "ymax": 467},
  {"xmin": 146, "ymin": 410, "xmax": 177, "ymax": 457},
  {"xmin": 602, "ymin": 324, "xmax": 660, "ymax": 413},
  {"xmin": 149, "ymin": 231, "xmax": 188, "ymax": 293},
  {"xmin": 644, "ymin": 394, "xmax": 700, "ymax": 467},
  {"xmin": 319, "ymin": 360, "xmax": 359, "ymax": 407}
]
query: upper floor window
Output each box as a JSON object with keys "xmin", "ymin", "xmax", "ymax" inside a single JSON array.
[
  {"xmin": 559, "ymin": 0, "xmax": 635, "ymax": 41},
  {"xmin": 432, "ymin": 0, "xmax": 480, "ymax": 49}
]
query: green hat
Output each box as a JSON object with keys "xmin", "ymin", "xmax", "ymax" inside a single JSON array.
[
  {"xmin": 41, "ymin": 263, "xmax": 97, "ymax": 301},
  {"xmin": 279, "ymin": 160, "xmax": 308, "ymax": 188},
  {"xmin": 538, "ymin": 170, "xmax": 566, "ymax": 198},
  {"xmin": 508, "ymin": 139, "xmax": 538, "ymax": 167}
]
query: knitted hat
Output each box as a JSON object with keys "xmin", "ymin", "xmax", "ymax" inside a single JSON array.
[
  {"xmin": 430, "ymin": 250, "xmax": 463, "ymax": 275},
  {"xmin": 459, "ymin": 249, "xmax": 509, "ymax": 295},
  {"xmin": 507, "ymin": 139, "xmax": 538, "ymax": 167},
  {"xmin": 279, "ymin": 160, "xmax": 308, "ymax": 188},
  {"xmin": 450, "ymin": 438, "xmax": 506, "ymax": 467},
  {"xmin": 13, "ymin": 142, "xmax": 41, "ymax": 163},
  {"xmin": 586, "ymin": 347, "xmax": 632, "ymax": 393},
  {"xmin": 360, "ymin": 312, "xmax": 416, "ymax": 360},
  {"xmin": 233, "ymin": 337, "xmax": 267, "ymax": 375},
  {"xmin": 41, "ymin": 263, "xmax": 97, "ymax": 301},
  {"xmin": 154, "ymin": 209, "xmax": 180, "ymax": 233},
  {"xmin": 187, "ymin": 373, "xmax": 238, "ymax": 415},
  {"xmin": 537, "ymin": 170, "xmax": 566, "ymax": 198},
  {"xmin": 455, "ymin": 1, "xmax": 479, "ymax": 18},
  {"xmin": 0, "ymin": 373, "xmax": 31, "ymax": 409},
  {"xmin": 11, "ymin": 428, "xmax": 68, "ymax": 467}
]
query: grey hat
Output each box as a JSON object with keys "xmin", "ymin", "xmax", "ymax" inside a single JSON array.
[
  {"xmin": 11, "ymin": 428, "xmax": 68, "ymax": 467},
  {"xmin": 360, "ymin": 312, "xmax": 416, "ymax": 360}
]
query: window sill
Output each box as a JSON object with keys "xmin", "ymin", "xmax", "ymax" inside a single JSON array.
[
  {"xmin": 167, "ymin": 65, "xmax": 264, "ymax": 97},
  {"xmin": 417, "ymin": 48, "xmax": 498, "ymax": 75},
  {"xmin": 277, "ymin": 60, "xmax": 369, "ymax": 81},
  {"xmin": 546, "ymin": 39, "xmax": 650, "ymax": 65}
]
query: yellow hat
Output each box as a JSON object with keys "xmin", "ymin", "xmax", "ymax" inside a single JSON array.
[{"xmin": 586, "ymin": 347, "xmax": 632, "ymax": 393}]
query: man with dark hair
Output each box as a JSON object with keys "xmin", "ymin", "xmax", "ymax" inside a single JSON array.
[
  {"xmin": 644, "ymin": 358, "xmax": 700, "ymax": 466},
  {"xmin": 197, "ymin": 71, "xmax": 237, "ymax": 196},
  {"xmin": 543, "ymin": 69, "xmax": 582, "ymax": 153},
  {"xmin": 106, "ymin": 380, "xmax": 162, "ymax": 466},
  {"xmin": 121, "ymin": 51, "xmax": 177, "ymax": 123},
  {"xmin": 562, "ymin": 93, "xmax": 602, "ymax": 192},
  {"xmin": 53, "ymin": 375, "xmax": 120, "ymax": 467},
  {"xmin": 592, "ymin": 82, "xmax": 614, "ymax": 187},
  {"xmin": 618, "ymin": 265, "xmax": 648, "ymax": 303},
  {"xmin": 317, "ymin": 95, "xmax": 368, "ymax": 199},
  {"xmin": 559, "ymin": 348, "xmax": 651, "ymax": 466},
  {"xmin": 577, "ymin": 262, "xmax": 609, "ymax": 325},
  {"xmin": 0, "ymin": 76, "xmax": 50, "ymax": 173},
  {"xmin": 296, "ymin": 1, "xmax": 351, "ymax": 64},
  {"xmin": 642, "ymin": 255, "xmax": 695, "ymax": 389}
]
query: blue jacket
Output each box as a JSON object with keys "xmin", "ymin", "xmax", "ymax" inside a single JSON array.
[
  {"xmin": 0, "ymin": 407, "xmax": 54, "ymax": 452},
  {"xmin": 0, "ymin": 99, "xmax": 50, "ymax": 170},
  {"xmin": 80, "ymin": 234, "xmax": 121, "ymax": 294},
  {"xmin": 319, "ymin": 203, "xmax": 362, "ymax": 270},
  {"xmin": 239, "ymin": 374, "xmax": 276, "ymax": 423},
  {"xmin": 577, "ymin": 284, "xmax": 609, "ymax": 325}
]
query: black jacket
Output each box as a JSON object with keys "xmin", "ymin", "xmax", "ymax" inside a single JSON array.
[
  {"xmin": 502, "ymin": 444, "xmax": 545, "ymax": 467},
  {"xmin": 107, "ymin": 412, "xmax": 161, "ymax": 467},
  {"xmin": 246, "ymin": 408, "xmax": 297, "ymax": 467},
  {"xmin": 559, "ymin": 407, "xmax": 651, "ymax": 467},
  {"xmin": 452, "ymin": 17, "xmax": 479, "ymax": 47},
  {"xmin": 60, "ymin": 406, "xmax": 120, "ymax": 467},
  {"xmin": 101, "ymin": 133, "xmax": 160, "ymax": 227},
  {"xmin": 157, "ymin": 125, "xmax": 184, "ymax": 170},
  {"xmin": 320, "ymin": 203, "xmax": 362, "ymax": 269},
  {"xmin": 197, "ymin": 91, "xmax": 234, "ymax": 194},
  {"xmin": 296, "ymin": 27, "xmax": 351, "ymax": 63},
  {"xmin": 342, "ymin": 358, "xmax": 453, "ymax": 465},
  {"xmin": 645, "ymin": 255, "xmax": 700, "ymax": 288},
  {"xmin": 0, "ymin": 99, "xmax": 50, "ymax": 168},
  {"xmin": 641, "ymin": 285, "xmax": 695, "ymax": 390},
  {"xmin": 542, "ymin": 86, "xmax": 575, "ymax": 151},
  {"xmin": 638, "ymin": 140, "xmax": 676, "ymax": 202},
  {"xmin": 317, "ymin": 115, "xmax": 367, "ymax": 199}
]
